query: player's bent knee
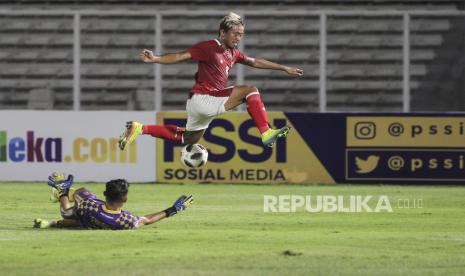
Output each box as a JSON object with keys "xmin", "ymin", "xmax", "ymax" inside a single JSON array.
[
  {"xmin": 248, "ymin": 85, "xmax": 259, "ymax": 93},
  {"xmin": 246, "ymin": 89, "xmax": 260, "ymax": 99},
  {"xmin": 60, "ymin": 207, "xmax": 75, "ymax": 219}
]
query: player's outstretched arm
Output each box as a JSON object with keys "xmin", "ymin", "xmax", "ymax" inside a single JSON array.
[
  {"xmin": 139, "ymin": 49, "xmax": 191, "ymax": 64},
  {"xmin": 139, "ymin": 211, "xmax": 167, "ymax": 226},
  {"xmin": 138, "ymin": 195, "xmax": 194, "ymax": 227},
  {"xmin": 242, "ymin": 57, "xmax": 304, "ymax": 77}
]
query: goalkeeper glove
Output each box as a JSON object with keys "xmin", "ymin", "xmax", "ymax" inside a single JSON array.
[
  {"xmin": 164, "ymin": 195, "xmax": 193, "ymax": 217},
  {"xmin": 47, "ymin": 172, "xmax": 74, "ymax": 198}
]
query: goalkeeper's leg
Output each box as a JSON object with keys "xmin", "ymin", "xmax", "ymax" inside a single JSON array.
[
  {"xmin": 35, "ymin": 191, "xmax": 79, "ymax": 229},
  {"xmin": 34, "ymin": 218, "xmax": 80, "ymax": 229},
  {"xmin": 57, "ymin": 190, "xmax": 78, "ymax": 219}
]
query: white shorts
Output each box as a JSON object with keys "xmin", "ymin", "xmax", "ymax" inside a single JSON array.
[{"xmin": 186, "ymin": 94, "xmax": 229, "ymax": 131}]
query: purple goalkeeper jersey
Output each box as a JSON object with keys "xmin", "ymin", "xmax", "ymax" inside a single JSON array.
[{"xmin": 73, "ymin": 189, "xmax": 140, "ymax": 230}]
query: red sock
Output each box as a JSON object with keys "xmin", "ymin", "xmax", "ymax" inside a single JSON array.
[
  {"xmin": 142, "ymin": 125, "xmax": 184, "ymax": 142},
  {"xmin": 246, "ymin": 92, "xmax": 270, "ymax": 134}
]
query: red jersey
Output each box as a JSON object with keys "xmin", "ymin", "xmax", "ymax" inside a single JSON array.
[{"xmin": 187, "ymin": 39, "xmax": 247, "ymax": 95}]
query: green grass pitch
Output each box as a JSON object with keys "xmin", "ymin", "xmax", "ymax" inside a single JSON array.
[{"xmin": 1, "ymin": 183, "xmax": 465, "ymax": 275}]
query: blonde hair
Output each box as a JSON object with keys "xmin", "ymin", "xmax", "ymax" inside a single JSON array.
[{"xmin": 218, "ymin": 12, "xmax": 244, "ymax": 36}]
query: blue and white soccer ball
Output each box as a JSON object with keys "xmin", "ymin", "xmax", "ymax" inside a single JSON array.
[{"xmin": 180, "ymin": 143, "xmax": 209, "ymax": 168}]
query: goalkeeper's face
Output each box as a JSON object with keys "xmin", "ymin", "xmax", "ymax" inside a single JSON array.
[{"xmin": 220, "ymin": 24, "xmax": 244, "ymax": 49}]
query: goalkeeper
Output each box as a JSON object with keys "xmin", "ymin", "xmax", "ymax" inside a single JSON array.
[{"xmin": 34, "ymin": 173, "xmax": 193, "ymax": 230}]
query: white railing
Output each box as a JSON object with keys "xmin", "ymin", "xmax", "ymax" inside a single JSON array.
[{"xmin": 1, "ymin": 9, "xmax": 465, "ymax": 112}]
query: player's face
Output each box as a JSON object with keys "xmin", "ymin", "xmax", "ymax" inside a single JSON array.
[{"xmin": 222, "ymin": 24, "xmax": 244, "ymax": 49}]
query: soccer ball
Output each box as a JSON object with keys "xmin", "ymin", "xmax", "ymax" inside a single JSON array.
[{"xmin": 180, "ymin": 144, "xmax": 209, "ymax": 168}]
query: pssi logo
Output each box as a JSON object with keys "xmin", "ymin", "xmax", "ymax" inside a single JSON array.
[{"xmin": 163, "ymin": 118, "xmax": 288, "ymax": 163}]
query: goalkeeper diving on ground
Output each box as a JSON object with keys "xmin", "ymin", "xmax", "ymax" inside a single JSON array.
[{"xmin": 33, "ymin": 173, "xmax": 193, "ymax": 230}]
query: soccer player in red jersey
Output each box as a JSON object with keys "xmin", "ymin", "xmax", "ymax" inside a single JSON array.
[{"xmin": 119, "ymin": 12, "xmax": 303, "ymax": 150}]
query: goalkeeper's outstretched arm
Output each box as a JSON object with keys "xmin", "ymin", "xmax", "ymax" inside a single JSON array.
[
  {"xmin": 139, "ymin": 211, "xmax": 168, "ymax": 226},
  {"xmin": 138, "ymin": 195, "xmax": 194, "ymax": 227}
]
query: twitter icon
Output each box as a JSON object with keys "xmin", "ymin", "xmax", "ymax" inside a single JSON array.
[{"xmin": 355, "ymin": 155, "xmax": 380, "ymax": 174}]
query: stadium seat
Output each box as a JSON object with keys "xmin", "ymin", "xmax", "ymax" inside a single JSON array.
[
  {"xmin": 0, "ymin": 66, "xmax": 30, "ymax": 76},
  {"xmin": 81, "ymin": 89, "xmax": 135, "ymax": 110},
  {"xmin": 38, "ymin": 50, "xmax": 71, "ymax": 61},
  {"xmin": 164, "ymin": 18, "xmax": 217, "ymax": 32},
  {"xmin": 411, "ymin": 19, "xmax": 451, "ymax": 32},
  {"xmin": 28, "ymin": 88, "xmax": 54, "ymax": 109},
  {"xmin": 411, "ymin": 34, "xmax": 443, "ymax": 46},
  {"xmin": 163, "ymin": 80, "xmax": 195, "ymax": 90},
  {"xmin": 135, "ymin": 89, "xmax": 155, "ymax": 110}
]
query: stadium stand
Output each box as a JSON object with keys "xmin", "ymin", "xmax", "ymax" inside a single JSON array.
[
  {"xmin": 1, "ymin": 1, "xmax": 463, "ymax": 10},
  {"xmin": 0, "ymin": 1, "xmax": 463, "ymax": 111},
  {"xmin": 326, "ymin": 15, "xmax": 448, "ymax": 111},
  {"xmin": 411, "ymin": 16, "xmax": 465, "ymax": 111}
]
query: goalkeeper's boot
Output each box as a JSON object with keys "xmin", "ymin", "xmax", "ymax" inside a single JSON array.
[
  {"xmin": 50, "ymin": 187, "xmax": 76, "ymax": 203},
  {"xmin": 261, "ymin": 126, "xmax": 291, "ymax": 147},
  {"xmin": 33, "ymin": 218, "xmax": 51, "ymax": 229},
  {"xmin": 118, "ymin": 121, "xmax": 143, "ymax": 150}
]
